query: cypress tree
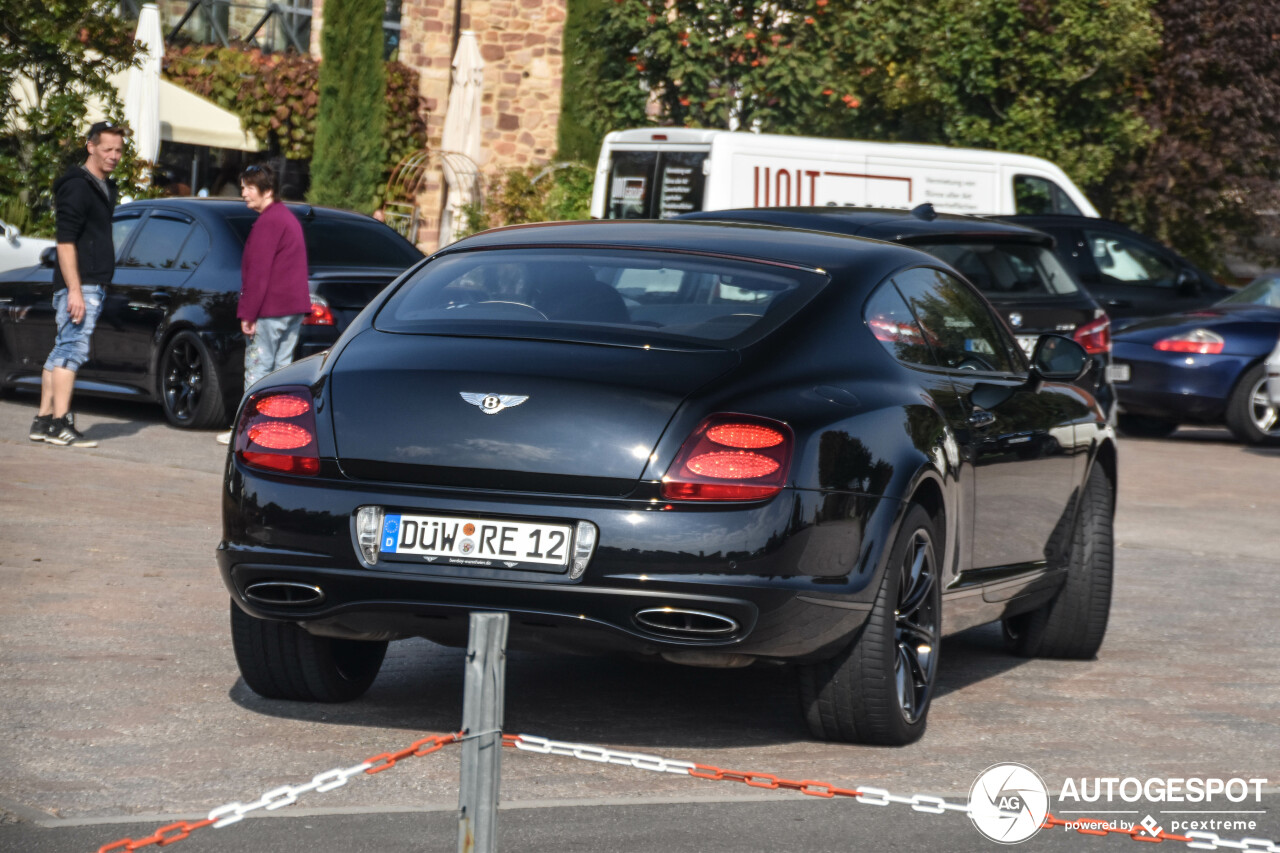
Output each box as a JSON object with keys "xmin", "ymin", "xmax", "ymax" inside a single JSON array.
[{"xmin": 309, "ymin": 0, "xmax": 387, "ymax": 213}]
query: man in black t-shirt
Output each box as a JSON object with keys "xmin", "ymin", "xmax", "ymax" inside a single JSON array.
[{"xmin": 29, "ymin": 120, "xmax": 124, "ymax": 448}]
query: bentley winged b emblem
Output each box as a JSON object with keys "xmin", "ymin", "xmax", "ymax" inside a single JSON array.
[{"xmin": 460, "ymin": 392, "xmax": 529, "ymax": 415}]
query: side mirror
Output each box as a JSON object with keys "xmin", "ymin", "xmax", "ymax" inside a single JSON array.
[
  {"xmin": 1030, "ymin": 334, "xmax": 1089, "ymax": 382},
  {"xmin": 2, "ymin": 223, "xmax": 17, "ymax": 243},
  {"xmin": 1176, "ymin": 268, "xmax": 1200, "ymax": 296},
  {"xmin": 39, "ymin": 246, "xmax": 58, "ymax": 267}
]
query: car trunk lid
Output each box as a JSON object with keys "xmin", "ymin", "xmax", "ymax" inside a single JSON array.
[{"xmin": 329, "ymin": 330, "xmax": 738, "ymax": 494}]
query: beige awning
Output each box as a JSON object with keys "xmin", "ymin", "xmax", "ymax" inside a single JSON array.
[
  {"xmin": 155, "ymin": 78, "xmax": 259, "ymax": 151},
  {"xmin": 10, "ymin": 73, "xmax": 260, "ymax": 152}
]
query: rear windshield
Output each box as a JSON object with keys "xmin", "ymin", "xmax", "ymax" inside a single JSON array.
[
  {"xmin": 911, "ymin": 241, "xmax": 1078, "ymax": 298},
  {"xmin": 228, "ymin": 214, "xmax": 422, "ymax": 268},
  {"xmin": 375, "ymin": 247, "xmax": 828, "ymax": 347}
]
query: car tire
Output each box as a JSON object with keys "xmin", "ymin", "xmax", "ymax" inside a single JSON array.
[
  {"xmin": 159, "ymin": 330, "xmax": 227, "ymax": 429},
  {"xmin": 798, "ymin": 504, "xmax": 941, "ymax": 745},
  {"xmin": 230, "ymin": 600, "xmax": 388, "ymax": 702},
  {"xmin": 1003, "ymin": 463, "xmax": 1113, "ymax": 659},
  {"xmin": 1224, "ymin": 363, "xmax": 1280, "ymax": 446},
  {"xmin": 1116, "ymin": 414, "xmax": 1177, "ymax": 439}
]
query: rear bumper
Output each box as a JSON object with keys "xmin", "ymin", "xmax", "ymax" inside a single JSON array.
[
  {"xmin": 1111, "ymin": 344, "xmax": 1252, "ymax": 422},
  {"xmin": 218, "ymin": 464, "xmax": 896, "ymax": 661}
]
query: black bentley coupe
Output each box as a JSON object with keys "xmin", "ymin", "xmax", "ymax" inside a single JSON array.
[
  {"xmin": 218, "ymin": 219, "xmax": 1117, "ymax": 745},
  {"xmin": 0, "ymin": 198, "xmax": 422, "ymax": 428}
]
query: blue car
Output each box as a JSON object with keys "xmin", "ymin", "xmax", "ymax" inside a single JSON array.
[{"xmin": 1111, "ymin": 274, "xmax": 1280, "ymax": 444}]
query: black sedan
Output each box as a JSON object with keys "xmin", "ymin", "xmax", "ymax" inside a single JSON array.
[
  {"xmin": 218, "ymin": 220, "xmax": 1117, "ymax": 745},
  {"xmin": 0, "ymin": 198, "xmax": 422, "ymax": 428},
  {"xmin": 1002, "ymin": 214, "xmax": 1231, "ymax": 325}
]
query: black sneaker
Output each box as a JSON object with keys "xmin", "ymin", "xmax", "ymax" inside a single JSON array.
[
  {"xmin": 45, "ymin": 416, "xmax": 98, "ymax": 448},
  {"xmin": 28, "ymin": 414, "xmax": 53, "ymax": 442}
]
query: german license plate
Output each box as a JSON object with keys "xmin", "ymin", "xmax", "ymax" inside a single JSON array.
[
  {"xmin": 380, "ymin": 512, "xmax": 572, "ymax": 569},
  {"xmin": 1016, "ymin": 335, "xmax": 1038, "ymax": 357},
  {"xmin": 1108, "ymin": 363, "xmax": 1130, "ymax": 383}
]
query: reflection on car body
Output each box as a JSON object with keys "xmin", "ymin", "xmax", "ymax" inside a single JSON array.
[{"xmin": 218, "ymin": 219, "xmax": 1117, "ymax": 745}]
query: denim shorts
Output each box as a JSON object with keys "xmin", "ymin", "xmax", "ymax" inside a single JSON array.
[{"xmin": 43, "ymin": 285, "xmax": 105, "ymax": 372}]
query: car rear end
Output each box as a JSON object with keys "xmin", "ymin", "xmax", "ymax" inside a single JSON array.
[{"xmin": 217, "ymin": 235, "xmax": 891, "ymax": 664}]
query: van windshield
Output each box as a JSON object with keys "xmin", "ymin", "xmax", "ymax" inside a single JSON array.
[
  {"xmin": 606, "ymin": 150, "xmax": 708, "ymax": 219},
  {"xmin": 912, "ymin": 241, "xmax": 1080, "ymax": 298}
]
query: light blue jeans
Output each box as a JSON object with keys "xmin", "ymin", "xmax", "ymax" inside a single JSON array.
[
  {"xmin": 244, "ymin": 314, "xmax": 303, "ymax": 392},
  {"xmin": 44, "ymin": 285, "xmax": 105, "ymax": 372}
]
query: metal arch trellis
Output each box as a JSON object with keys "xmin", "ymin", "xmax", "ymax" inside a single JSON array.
[{"xmin": 383, "ymin": 149, "xmax": 481, "ymax": 245}]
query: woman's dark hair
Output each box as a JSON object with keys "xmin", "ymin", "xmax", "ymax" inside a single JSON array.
[{"xmin": 239, "ymin": 163, "xmax": 278, "ymax": 196}]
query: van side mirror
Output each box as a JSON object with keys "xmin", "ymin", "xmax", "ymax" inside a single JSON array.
[
  {"xmin": 1030, "ymin": 334, "xmax": 1089, "ymax": 382},
  {"xmin": 40, "ymin": 246, "xmax": 58, "ymax": 267},
  {"xmin": 1176, "ymin": 268, "xmax": 1200, "ymax": 296}
]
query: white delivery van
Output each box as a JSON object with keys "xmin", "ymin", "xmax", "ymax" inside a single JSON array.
[{"xmin": 590, "ymin": 128, "xmax": 1099, "ymax": 220}]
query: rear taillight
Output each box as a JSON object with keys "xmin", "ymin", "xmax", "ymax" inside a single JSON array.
[
  {"xmin": 235, "ymin": 386, "xmax": 320, "ymax": 475},
  {"xmin": 1154, "ymin": 328, "xmax": 1224, "ymax": 355},
  {"xmin": 1073, "ymin": 313, "xmax": 1111, "ymax": 354},
  {"xmin": 662, "ymin": 414, "xmax": 793, "ymax": 501},
  {"xmin": 303, "ymin": 295, "xmax": 334, "ymax": 326}
]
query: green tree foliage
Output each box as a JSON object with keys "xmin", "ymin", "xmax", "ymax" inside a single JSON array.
[
  {"xmin": 583, "ymin": 0, "xmax": 1159, "ymax": 192},
  {"xmin": 308, "ymin": 0, "xmax": 387, "ymax": 213},
  {"xmin": 461, "ymin": 163, "xmax": 595, "ymax": 236},
  {"xmin": 0, "ymin": 0, "xmax": 143, "ymax": 234},
  {"xmin": 1100, "ymin": 1, "xmax": 1280, "ymax": 271},
  {"xmin": 558, "ymin": 0, "xmax": 612, "ymax": 160}
]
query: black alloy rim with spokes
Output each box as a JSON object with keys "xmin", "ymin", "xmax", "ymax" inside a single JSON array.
[
  {"xmin": 162, "ymin": 336, "xmax": 205, "ymax": 423},
  {"xmin": 894, "ymin": 528, "xmax": 939, "ymax": 724}
]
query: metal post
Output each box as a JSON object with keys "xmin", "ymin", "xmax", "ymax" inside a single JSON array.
[{"xmin": 457, "ymin": 612, "xmax": 507, "ymax": 853}]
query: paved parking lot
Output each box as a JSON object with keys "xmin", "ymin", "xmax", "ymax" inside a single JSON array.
[{"xmin": 0, "ymin": 392, "xmax": 1277, "ymax": 851}]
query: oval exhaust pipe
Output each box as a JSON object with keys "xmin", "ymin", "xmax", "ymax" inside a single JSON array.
[
  {"xmin": 245, "ymin": 581, "xmax": 325, "ymax": 606},
  {"xmin": 634, "ymin": 607, "xmax": 739, "ymax": 638}
]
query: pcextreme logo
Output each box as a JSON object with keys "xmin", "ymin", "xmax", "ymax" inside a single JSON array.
[{"xmin": 968, "ymin": 763, "xmax": 1050, "ymax": 843}]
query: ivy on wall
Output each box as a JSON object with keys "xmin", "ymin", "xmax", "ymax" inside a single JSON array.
[{"xmin": 162, "ymin": 43, "xmax": 427, "ymax": 198}]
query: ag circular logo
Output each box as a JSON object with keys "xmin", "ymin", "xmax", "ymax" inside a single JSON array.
[{"xmin": 968, "ymin": 763, "xmax": 1050, "ymax": 844}]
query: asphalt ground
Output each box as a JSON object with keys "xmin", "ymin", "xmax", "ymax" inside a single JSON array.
[{"xmin": 0, "ymin": 391, "xmax": 1277, "ymax": 852}]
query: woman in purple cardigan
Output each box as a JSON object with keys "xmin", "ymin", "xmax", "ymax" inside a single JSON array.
[{"xmin": 215, "ymin": 163, "xmax": 310, "ymax": 444}]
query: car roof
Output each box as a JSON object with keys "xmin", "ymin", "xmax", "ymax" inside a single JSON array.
[
  {"xmin": 678, "ymin": 205, "xmax": 1054, "ymax": 246},
  {"xmin": 450, "ymin": 218, "xmax": 943, "ymax": 281},
  {"xmin": 116, "ymin": 196, "xmax": 375, "ymax": 224}
]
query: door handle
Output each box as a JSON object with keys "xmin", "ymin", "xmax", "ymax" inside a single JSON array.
[
  {"xmin": 150, "ymin": 291, "xmax": 171, "ymax": 304},
  {"xmin": 1104, "ymin": 298, "xmax": 1132, "ymax": 308},
  {"xmin": 968, "ymin": 409, "xmax": 996, "ymax": 429}
]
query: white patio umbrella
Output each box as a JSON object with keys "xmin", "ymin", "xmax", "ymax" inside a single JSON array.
[
  {"xmin": 123, "ymin": 3, "xmax": 163, "ymax": 170},
  {"xmin": 438, "ymin": 31, "xmax": 484, "ymax": 248}
]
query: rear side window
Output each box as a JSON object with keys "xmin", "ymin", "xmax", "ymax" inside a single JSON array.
[
  {"xmin": 122, "ymin": 214, "xmax": 192, "ymax": 269},
  {"xmin": 376, "ymin": 247, "xmax": 827, "ymax": 347},
  {"xmin": 913, "ymin": 241, "xmax": 1078, "ymax": 298},
  {"xmin": 864, "ymin": 282, "xmax": 937, "ymax": 367},
  {"xmin": 227, "ymin": 214, "xmax": 422, "ymax": 268},
  {"xmin": 892, "ymin": 267, "xmax": 1020, "ymax": 374}
]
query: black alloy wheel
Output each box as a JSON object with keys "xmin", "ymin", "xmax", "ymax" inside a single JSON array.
[
  {"xmin": 159, "ymin": 330, "xmax": 226, "ymax": 429},
  {"xmin": 799, "ymin": 504, "xmax": 941, "ymax": 745}
]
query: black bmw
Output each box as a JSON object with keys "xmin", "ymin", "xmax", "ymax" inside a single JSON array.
[{"xmin": 218, "ymin": 219, "xmax": 1117, "ymax": 745}]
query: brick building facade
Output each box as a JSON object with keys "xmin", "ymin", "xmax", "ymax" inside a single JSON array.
[{"xmin": 400, "ymin": 0, "xmax": 567, "ymax": 251}]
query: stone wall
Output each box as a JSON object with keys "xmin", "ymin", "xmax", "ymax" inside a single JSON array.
[{"xmin": 399, "ymin": 0, "xmax": 566, "ymax": 252}]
